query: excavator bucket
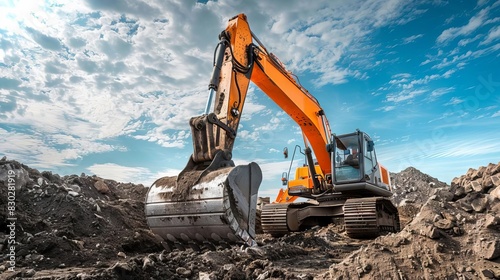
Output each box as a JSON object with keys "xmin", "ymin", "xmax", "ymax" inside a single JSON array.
[{"xmin": 145, "ymin": 162, "xmax": 262, "ymax": 250}]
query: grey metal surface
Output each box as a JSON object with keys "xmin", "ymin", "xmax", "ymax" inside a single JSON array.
[{"xmin": 145, "ymin": 163, "xmax": 261, "ymax": 249}]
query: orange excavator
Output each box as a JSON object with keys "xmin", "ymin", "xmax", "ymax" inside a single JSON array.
[{"xmin": 145, "ymin": 14, "xmax": 399, "ymax": 250}]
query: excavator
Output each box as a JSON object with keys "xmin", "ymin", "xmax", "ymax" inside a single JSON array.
[{"xmin": 145, "ymin": 14, "xmax": 400, "ymax": 251}]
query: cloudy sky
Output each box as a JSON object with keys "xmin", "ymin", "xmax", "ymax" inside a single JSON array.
[{"xmin": 1, "ymin": 0, "xmax": 499, "ymax": 198}]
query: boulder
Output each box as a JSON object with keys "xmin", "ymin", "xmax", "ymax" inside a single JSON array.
[
  {"xmin": 491, "ymin": 186, "xmax": 500, "ymax": 200},
  {"xmin": 484, "ymin": 214, "xmax": 500, "ymax": 230},
  {"xmin": 434, "ymin": 218, "xmax": 454, "ymax": 230},
  {"xmin": 469, "ymin": 179, "xmax": 484, "ymax": 193},
  {"xmin": 482, "ymin": 175, "xmax": 494, "ymax": 189},
  {"xmin": 466, "ymin": 168, "xmax": 476, "ymax": 180},
  {"xmin": 94, "ymin": 180, "xmax": 110, "ymax": 194},
  {"xmin": 491, "ymin": 175, "xmax": 500, "ymax": 188},
  {"xmin": 420, "ymin": 225, "xmax": 440, "ymax": 239},
  {"xmin": 486, "ymin": 162, "xmax": 500, "ymax": 176},
  {"xmin": 471, "ymin": 166, "xmax": 486, "ymax": 180},
  {"xmin": 474, "ymin": 239, "xmax": 500, "ymax": 260},
  {"xmin": 471, "ymin": 196, "xmax": 488, "ymax": 212}
]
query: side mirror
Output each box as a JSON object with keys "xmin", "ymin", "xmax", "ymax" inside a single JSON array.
[
  {"xmin": 326, "ymin": 143, "xmax": 335, "ymax": 153},
  {"xmin": 281, "ymin": 172, "xmax": 288, "ymax": 186},
  {"xmin": 283, "ymin": 147, "xmax": 288, "ymax": 159},
  {"xmin": 367, "ymin": 140, "xmax": 374, "ymax": 152}
]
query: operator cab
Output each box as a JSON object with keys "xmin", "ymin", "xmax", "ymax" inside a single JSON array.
[{"xmin": 330, "ymin": 130, "xmax": 392, "ymax": 197}]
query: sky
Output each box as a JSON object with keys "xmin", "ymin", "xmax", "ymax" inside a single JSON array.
[{"xmin": 0, "ymin": 0, "xmax": 499, "ymax": 199}]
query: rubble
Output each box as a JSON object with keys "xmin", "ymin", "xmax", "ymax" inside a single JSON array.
[
  {"xmin": 321, "ymin": 162, "xmax": 500, "ymax": 279},
  {"xmin": 1, "ymin": 157, "xmax": 499, "ymax": 279}
]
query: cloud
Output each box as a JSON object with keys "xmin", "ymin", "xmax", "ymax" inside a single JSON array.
[
  {"xmin": 458, "ymin": 34, "xmax": 482, "ymax": 46},
  {"xmin": 256, "ymin": 116, "xmax": 282, "ymax": 131},
  {"xmin": 442, "ymin": 69, "xmax": 456, "ymax": 78},
  {"xmin": 242, "ymin": 1, "xmax": 420, "ymax": 87},
  {"xmin": 86, "ymin": 163, "xmax": 152, "ymax": 183},
  {"xmin": 0, "ymin": 77, "xmax": 23, "ymax": 90},
  {"xmin": 377, "ymin": 134, "xmax": 500, "ymax": 177},
  {"xmin": 445, "ymin": 97, "xmax": 465, "ymax": 105},
  {"xmin": 403, "ymin": 34, "xmax": 423, "ymax": 44},
  {"xmin": 84, "ymin": 0, "xmax": 161, "ymax": 18},
  {"xmin": 387, "ymin": 73, "xmax": 442, "ymax": 93},
  {"xmin": 25, "ymin": 27, "xmax": 62, "ymax": 51},
  {"xmin": 0, "ymin": 128, "xmax": 119, "ymax": 169},
  {"xmin": 377, "ymin": 105, "xmax": 396, "ymax": 112},
  {"xmin": 436, "ymin": 8, "xmax": 488, "ymax": 43},
  {"xmin": 430, "ymin": 87, "xmax": 455, "ymax": 99},
  {"xmin": 386, "ymin": 89, "xmax": 427, "ymax": 103},
  {"xmin": 481, "ymin": 25, "xmax": 500, "ymax": 45},
  {"xmin": 492, "ymin": 111, "xmax": 500, "ymax": 117},
  {"xmin": 431, "ymin": 43, "xmax": 499, "ymax": 70}
]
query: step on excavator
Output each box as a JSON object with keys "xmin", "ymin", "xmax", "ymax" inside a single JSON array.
[{"xmin": 145, "ymin": 13, "xmax": 400, "ymax": 251}]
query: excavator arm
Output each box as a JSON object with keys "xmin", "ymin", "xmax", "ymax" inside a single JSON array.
[{"xmin": 190, "ymin": 14, "xmax": 331, "ymax": 175}]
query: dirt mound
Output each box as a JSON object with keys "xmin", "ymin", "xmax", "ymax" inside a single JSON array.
[
  {"xmin": 0, "ymin": 158, "xmax": 163, "ymax": 278},
  {"xmin": 323, "ymin": 162, "xmax": 500, "ymax": 279},
  {"xmin": 1, "ymin": 158, "xmax": 499, "ymax": 279},
  {"xmin": 391, "ymin": 167, "xmax": 448, "ymax": 206},
  {"xmin": 390, "ymin": 167, "xmax": 449, "ymax": 229}
]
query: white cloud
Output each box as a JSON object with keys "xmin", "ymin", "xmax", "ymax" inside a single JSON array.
[
  {"xmin": 377, "ymin": 105, "xmax": 395, "ymax": 112},
  {"xmin": 237, "ymin": 130, "xmax": 260, "ymax": 142},
  {"xmin": 481, "ymin": 25, "xmax": 500, "ymax": 45},
  {"xmin": 431, "ymin": 43, "xmax": 499, "ymax": 70},
  {"xmin": 437, "ymin": 8, "xmax": 488, "ymax": 43},
  {"xmin": 477, "ymin": 0, "xmax": 489, "ymax": 7},
  {"xmin": 430, "ymin": 87, "xmax": 455, "ymax": 98},
  {"xmin": 0, "ymin": 128, "xmax": 118, "ymax": 169},
  {"xmin": 442, "ymin": 69, "xmax": 456, "ymax": 78},
  {"xmin": 386, "ymin": 89, "xmax": 427, "ymax": 103},
  {"xmin": 492, "ymin": 111, "xmax": 500, "ymax": 117},
  {"xmin": 420, "ymin": 58, "xmax": 432, "ymax": 66},
  {"xmin": 445, "ymin": 97, "xmax": 465, "ymax": 105},
  {"xmin": 87, "ymin": 163, "xmax": 152, "ymax": 184},
  {"xmin": 458, "ymin": 34, "xmax": 482, "ymax": 46},
  {"xmin": 256, "ymin": 116, "xmax": 281, "ymax": 131},
  {"xmin": 403, "ymin": 75, "xmax": 440, "ymax": 89},
  {"xmin": 403, "ymin": 34, "xmax": 423, "ymax": 44},
  {"xmin": 377, "ymin": 134, "xmax": 500, "ymax": 181}
]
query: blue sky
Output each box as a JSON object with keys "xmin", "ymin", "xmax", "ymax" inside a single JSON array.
[{"xmin": 0, "ymin": 0, "xmax": 499, "ymax": 198}]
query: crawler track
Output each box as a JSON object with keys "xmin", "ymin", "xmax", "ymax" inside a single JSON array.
[
  {"xmin": 344, "ymin": 197, "xmax": 400, "ymax": 238},
  {"xmin": 260, "ymin": 203, "xmax": 289, "ymax": 236},
  {"xmin": 259, "ymin": 197, "xmax": 400, "ymax": 239}
]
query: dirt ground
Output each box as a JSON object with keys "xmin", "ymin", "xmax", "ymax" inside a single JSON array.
[{"xmin": 1, "ymin": 158, "xmax": 499, "ymax": 279}]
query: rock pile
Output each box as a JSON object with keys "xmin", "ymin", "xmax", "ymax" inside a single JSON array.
[
  {"xmin": 390, "ymin": 167, "xmax": 448, "ymax": 227},
  {"xmin": 391, "ymin": 167, "xmax": 448, "ymax": 206},
  {"xmin": 324, "ymin": 162, "xmax": 500, "ymax": 279},
  {"xmin": 0, "ymin": 158, "xmax": 163, "ymax": 278}
]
